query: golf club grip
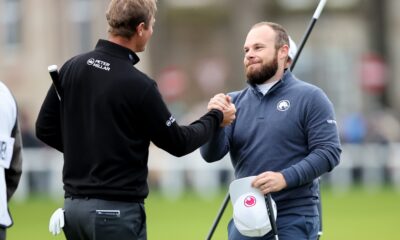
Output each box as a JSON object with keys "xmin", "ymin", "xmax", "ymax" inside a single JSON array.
[
  {"xmin": 48, "ymin": 65, "xmax": 62, "ymax": 100},
  {"xmin": 313, "ymin": 0, "xmax": 327, "ymax": 19},
  {"xmin": 266, "ymin": 194, "xmax": 278, "ymax": 237},
  {"xmin": 205, "ymin": 192, "xmax": 230, "ymax": 240}
]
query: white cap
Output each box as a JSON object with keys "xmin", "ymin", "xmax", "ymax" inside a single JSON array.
[
  {"xmin": 288, "ymin": 36, "xmax": 297, "ymax": 60},
  {"xmin": 229, "ymin": 176, "xmax": 277, "ymax": 237}
]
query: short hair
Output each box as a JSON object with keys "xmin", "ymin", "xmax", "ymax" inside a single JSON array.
[
  {"xmin": 106, "ymin": 0, "xmax": 157, "ymax": 39},
  {"xmin": 251, "ymin": 22, "xmax": 289, "ymax": 51}
]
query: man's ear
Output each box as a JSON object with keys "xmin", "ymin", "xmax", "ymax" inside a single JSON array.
[
  {"xmin": 279, "ymin": 44, "xmax": 289, "ymax": 60},
  {"xmin": 136, "ymin": 22, "xmax": 145, "ymax": 37}
]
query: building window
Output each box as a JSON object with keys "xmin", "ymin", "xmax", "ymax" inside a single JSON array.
[
  {"xmin": 2, "ymin": 0, "xmax": 22, "ymax": 48},
  {"xmin": 69, "ymin": 0, "xmax": 92, "ymax": 52}
]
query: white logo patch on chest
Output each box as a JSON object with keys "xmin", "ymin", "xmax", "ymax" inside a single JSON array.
[
  {"xmin": 87, "ymin": 58, "xmax": 111, "ymax": 71},
  {"xmin": 277, "ymin": 100, "xmax": 290, "ymax": 111}
]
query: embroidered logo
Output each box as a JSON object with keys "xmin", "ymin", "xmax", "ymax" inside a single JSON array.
[
  {"xmin": 166, "ymin": 116, "xmax": 176, "ymax": 127},
  {"xmin": 244, "ymin": 195, "xmax": 256, "ymax": 207},
  {"xmin": 277, "ymin": 100, "xmax": 290, "ymax": 111},
  {"xmin": 327, "ymin": 119, "xmax": 337, "ymax": 125},
  {"xmin": 87, "ymin": 58, "xmax": 95, "ymax": 65},
  {"xmin": 87, "ymin": 58, "xmax": 111, "ymax": 71}
]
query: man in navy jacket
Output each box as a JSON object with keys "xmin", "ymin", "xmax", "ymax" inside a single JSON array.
[{"xmin": 201, "ymin": 22, "xmax": 341, "ymax": 240}]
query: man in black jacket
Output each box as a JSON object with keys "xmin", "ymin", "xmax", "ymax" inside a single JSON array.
[{"xmin": 36, "ymin": 0, "xmax": 235, "ymax": 239}]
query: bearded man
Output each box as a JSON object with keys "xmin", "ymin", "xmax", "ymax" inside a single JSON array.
[{"xmin": 201, "ymin": 22, "xmax": 341, "ymax": 240}]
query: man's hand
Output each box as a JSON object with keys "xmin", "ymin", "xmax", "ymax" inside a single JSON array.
[
  {"xmin": 49, "ymin": 208, "xmax": 65, "ymax": 236},
  {"xmin": 208, "ymin": 93, "xmax": 231, "ymax": 112},
  {"xmin": 208, "ymin": 93, "xmax": 236, "ymax": 127},
  {"xmin": 252, "ymin": 171, "xmax": 287, "ymax": 195},
  {"xmin": 220, "ymin": 103, "xmax": 236, "ymax": 127}
]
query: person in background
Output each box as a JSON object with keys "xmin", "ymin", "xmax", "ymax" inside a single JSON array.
[
  {"xmin": 201, "ymin": 21, "xmax": 341, "ymax": 240},
  {"xmin": 0, "ymin": 81, "xmax": 23, "ymax": 240},
  {"xmin": 36, "ymin": 0, "xmax": 235, "ymax": 239}
]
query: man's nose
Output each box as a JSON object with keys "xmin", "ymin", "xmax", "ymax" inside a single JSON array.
[{"xmin": 245, "ymin": 50, "xmax": 255, "ymax": 60}]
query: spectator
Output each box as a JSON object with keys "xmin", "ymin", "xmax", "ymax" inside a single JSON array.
[{"xmin": 0, "ymin": 81, "xmax": 23, "ymax": 240}]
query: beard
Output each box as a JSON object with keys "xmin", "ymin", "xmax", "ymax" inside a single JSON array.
[{"xmin": 246, "ymin": 53, "xmax": 278, "ymax": 85}]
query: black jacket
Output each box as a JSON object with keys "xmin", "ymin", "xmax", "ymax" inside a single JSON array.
[{"xmin": 36, "ymin": 39, "xmax": 222, "ymax": 202}]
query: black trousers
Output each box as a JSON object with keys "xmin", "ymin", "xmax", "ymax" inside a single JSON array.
[
  {"xmin": 0, "ymin": 227, "xmax": 5, "ymax": 240},
  {"xmin": 63, "ymin": 198, "xmax": 146, "ymax": 240}
]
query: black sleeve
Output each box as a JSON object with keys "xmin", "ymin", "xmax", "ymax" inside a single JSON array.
[
  {"xmin": 141, "ymin": 82, "xmax": 223, "ymax": 157},
  {"xmin": 35, "ymin": 84, "xmax": 63, "ymax": 152}
]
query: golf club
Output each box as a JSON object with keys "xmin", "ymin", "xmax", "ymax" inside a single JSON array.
[
  {"xmin": 290, "ymin": 0, "xmax": 327, "ymax": 70},
  {"xmin": 317, "ymin": 177, "xmax": 323, "ymax": 239},
  {"xmin": 205, "ymin": 0, "xmax": 328, "ymax": 239},
  {"xmin": 266, "ymin": 194, "xmax": 278, "ymax": 240},
  {"xmin": 48, "ymin": 65, "xmax": 62, "ymax": 100},
  {"xmin": 205, "ymin": 191, "xmax": 230, "ymax": 240},
  {"xmin": 291, "ymin": 0, "xmax": 328, "ymax": 237}
]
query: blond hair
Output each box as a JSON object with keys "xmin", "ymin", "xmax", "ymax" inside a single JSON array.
[{"xmin": 106, "ymin": 0, "xmax": 157, "ymax": 38}]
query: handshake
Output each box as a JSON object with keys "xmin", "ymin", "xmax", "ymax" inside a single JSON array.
[{"xmin": 208, "ymin": 93, "xmax": 236, "ymax": 127}]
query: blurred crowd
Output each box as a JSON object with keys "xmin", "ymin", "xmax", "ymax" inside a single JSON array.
[{"xmin": 339, "ymin": 109, "xmax": 400, "ymax": 144}]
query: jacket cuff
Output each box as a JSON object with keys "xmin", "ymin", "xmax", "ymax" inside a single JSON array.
[
  {"xmin": 210, "ymin": 109, "xmax": 223, "ymax": 125},
  {"xmin": 281, "ymin": 167, "xmax": 300, "ymax": 189}
]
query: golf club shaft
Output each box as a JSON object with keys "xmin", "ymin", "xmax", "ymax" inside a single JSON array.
[
  {"xmin": 266, "ymin": 193, "xmax": 279, "ymax": 240},
  {"xmin": 289, "ymin": 2, "xmax": 328, "ymax": 237},
  {"xmin": 317, "ymin": 178, "xmax": 323, "ymax": 239},
  {"xmin": 48, "ymin": 65, "xmax": 62, "ymax": 100},
  {"xmin": 205, "ymin": 1, "xmax": 327, "ymax": 239},
  {"xmin": 290, "ymin": 0, "xmax": 327, "ymax": 70},
  {"xmin": 291, "ymin": 0, "xmax": 328, "ymax": 235},
  {"xmin": 205, "ymin": 192, "xmax": 230, "ymax": 240}
]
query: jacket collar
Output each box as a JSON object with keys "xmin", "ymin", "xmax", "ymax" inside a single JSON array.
[
  {"xmin": 95, "ymin": 39, "xmax": 140, "ymax": 65},
  {"xmin": 249, "ymin": 69, "xmax": 295, "ymax": 96}
]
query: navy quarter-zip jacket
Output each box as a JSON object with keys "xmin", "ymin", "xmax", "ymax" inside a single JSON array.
[{"xmin": 201, "ymin": 70, "xmax": 341, "ymax": 216}]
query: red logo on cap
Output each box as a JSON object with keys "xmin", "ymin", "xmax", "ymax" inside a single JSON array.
[{"xmin": 244, "ymin": 195, "xmax": 256, "ymax": 207}]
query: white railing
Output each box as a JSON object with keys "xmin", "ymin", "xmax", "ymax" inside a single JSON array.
[{"xmin": 12, "ymin": 143, "xmax": 400, "ymax": 201}]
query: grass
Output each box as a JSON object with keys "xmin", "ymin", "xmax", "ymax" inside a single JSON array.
[
  {"xmin": 321, "ymin": 186, "xmax": 400, "ymax": 239},
  {"xmin": 7, "ymin": 186, "xmax": 400, "ymax": 240},
  {"xmin": 8, "ymin": 196, "xmax": 65, "ymax": 240}
]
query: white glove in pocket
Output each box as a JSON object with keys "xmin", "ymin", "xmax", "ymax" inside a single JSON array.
[{"xmin": 49, "ymin": 208, "xmax": 65, "ymax": 235}]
